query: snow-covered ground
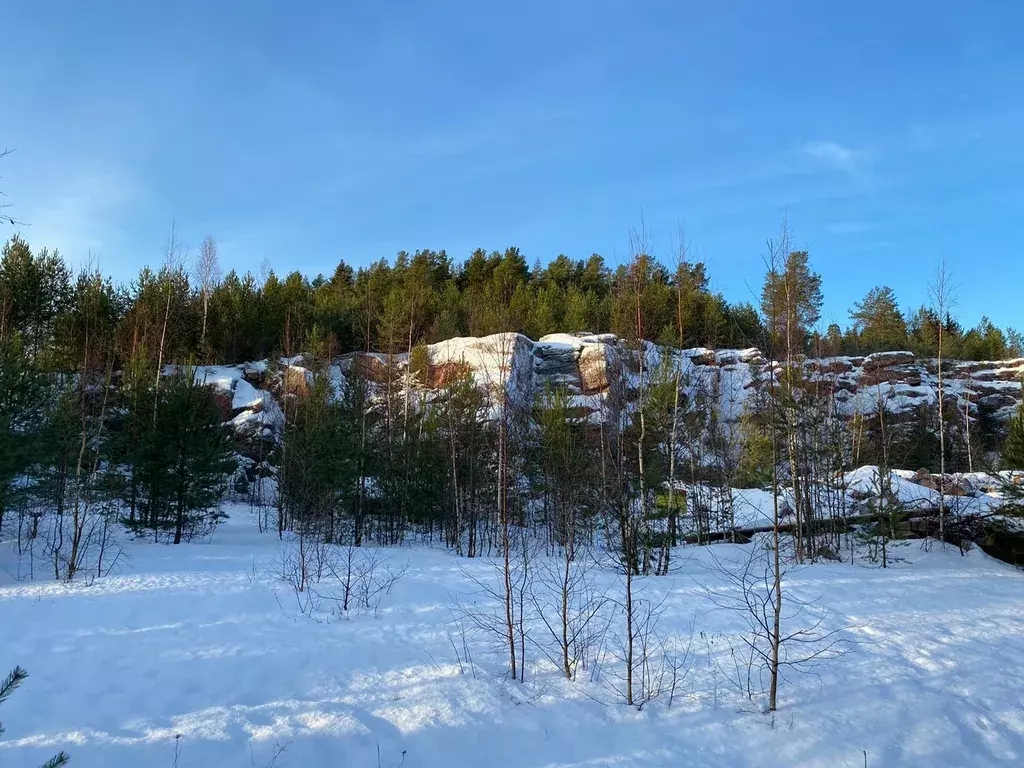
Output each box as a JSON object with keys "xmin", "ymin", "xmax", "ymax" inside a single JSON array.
[{"xmin": 2, "ymin": 508, "xmax": 1024, "ymax": 767}]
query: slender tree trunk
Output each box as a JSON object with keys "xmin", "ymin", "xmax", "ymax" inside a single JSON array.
[
  {"xmin": 768, "ymin": 364, "xmax": 783, "ymax": 712},
  {"xmin": 938, "ymin": 323, "xmax": 946, "ymax": 543},
  {"xmin": 625, "ymin": 551, "xmax": 634, "ymax": 706},
  {"xmin": 965, "ymin": 373, "xmax": 974, "ymax": 473},
  {"xmin": 154, "ymin": 281, "xmax": 172, "ymax": 426},
  {"xmin": 200, "ymin": 290, "xmax": 209, "ymax": 354},
  {"xmin": 174, "ymin": 499, "xmax": 184, "ymax": 545},
  {"xmin": 634, "ymin": 282, "xmax": 650, "ymax": 574},
  {"xmin": 561, "ymin": 547, "xmax": 572, "ymax": 678}
]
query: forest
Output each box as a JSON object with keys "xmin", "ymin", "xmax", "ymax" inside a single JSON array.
[
  {"xmin": 2, "ymin": 222, "xmax": 1024, "ymax": 738},
  {"xmin": 3, "ymin": 220, "xmax": 1023, "ymax": 571},
  {"xmin": 6, "ymin": 4, "xmax": 1024, "ymax": 763},
  {"xmin": 2, "ymin": 231, "xmax": 1021, "ymax": 373},
  {"xmin": 3, "ymin": 222, "xmax": 1024, "ymax": 768}
]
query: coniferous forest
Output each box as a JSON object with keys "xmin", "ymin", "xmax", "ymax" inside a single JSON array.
[
  {"xmin": 2, "ymin": 232, "xmax": 1021, "ymax": 373},
  {"xmin": 3, "ymin": 224, "xmax": 1023, "ymax": 571},
  {"xmin": 6, "ymin": 4, "xmax": 1024, "ymax": 764}
]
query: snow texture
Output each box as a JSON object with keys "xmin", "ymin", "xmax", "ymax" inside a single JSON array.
[{"xmin": 3, "ymin": 509, "xmax": 1024, "ymax": 767}]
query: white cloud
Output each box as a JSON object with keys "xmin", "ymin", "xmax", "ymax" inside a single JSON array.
[{"xmin": 802, "ymin": 140, "xmax": 866, "ymax": 171}]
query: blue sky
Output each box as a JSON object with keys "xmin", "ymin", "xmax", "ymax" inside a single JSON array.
[{"xmin": 2, "ymin": 1, "xmax": 1023, "ymax": 331}]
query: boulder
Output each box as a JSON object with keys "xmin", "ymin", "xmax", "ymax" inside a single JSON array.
[
  {"xmin": 427, "ymin": 361, "xmax": 473, "ymax": 388},
  {"xmin": 348, "ymin": 354, "xmax": 393, "ymax": 384},
  {"xmin": 994, "ymin": 365, "xmax": 1024, "ymax": 382},
  {"xmin": 211, "ymin": 389, "xmax": 234, "ymax": 421},
  {"xmin": 242, "ymin": 363, "xmax": 269, "ymax": 388},
  {"xmin": 686, "ymin": 348, "xmax": 717, "ymax": 366},
  {"xmin": 832, "ymin": 377, "xmax": 858, "ymax": 393},
  {"xmin": 282, "ymin": 366, "xmax": 311, "ymax": 397},
  {"xmin": 579, "ymin": 345, "xmax": 611, "ymax": 395},
  {"xmin": 979, "ymin": 393, "xmax": 1018, "ymax": 411},
  {"xmin": 737, "ymin": 348, "xmax": 765, "ymax": 364},
  {"xmin": 863, "ymin": 351, "xmax": 916, "ymax": 370},
  {"xmin": 809, "ymin": 358, "xmax": 856, "ymax": 375},
  {"xmin": 861, "ymin": 368, "xmax": 922, "ymax": 387}
]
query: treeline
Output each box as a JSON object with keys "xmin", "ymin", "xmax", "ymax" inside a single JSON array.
[
  {"xmin": 2, "ymin": 234, "xmax": 1020, "ymax": 373},
  {"xmin": 3, "ymin": 222, "xmax": 1024, "ymax": 587},
  {"xmin": 274, "ymin": 241, "xmax": 1024, "ymax": 565},
  {"xmin": 1, "ymin": 333, "xmax": 237, "ymax": 581}
]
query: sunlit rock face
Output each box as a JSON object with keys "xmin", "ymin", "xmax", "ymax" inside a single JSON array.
[{"xmin": 190, "ymin": 334, "xmax": 1024, "ymax": 447}]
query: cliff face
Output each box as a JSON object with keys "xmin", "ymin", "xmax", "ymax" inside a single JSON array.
[
  {"xmin": 339, "ymin": 332, "xmax": 1024, "ymax": 429},
  {"xmin": 188, "ymin": 332, "xmax": 1024, "ymax": 464}
]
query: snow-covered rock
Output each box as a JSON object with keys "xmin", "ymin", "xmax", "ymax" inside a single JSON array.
[{"xmin": 193, "ymin": 335, "xmax": 1024, "ymax": 447}]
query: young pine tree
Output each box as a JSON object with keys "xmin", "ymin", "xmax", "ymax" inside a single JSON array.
[
  {"xmin": 1003, "ymin": 395, "xmax": 1024, "ymax": 470},
  {"xmin": 279, "ymin": 374, "xmax": 345, "ymax": 542},
  {"xmin": 0, "ymin": 338, "xmax": 51, "ymax": 535},
  {"xmin": 161, "ymin": 370, "xmax": 237, "ymax": 543},
  {"xmin": 119, "ymin": 368, "xmax": 236, "ymax": 543},
  {"xmin": 1, "ymin": 667, "xmax": 69, "ymax": 768}
]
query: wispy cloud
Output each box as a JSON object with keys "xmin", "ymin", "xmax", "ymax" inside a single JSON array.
[
  {"xmin": 15, "ymin": 161, "xmax": 138, "ymax": 270},
  {"xmin": 802, "ymin": 140, "xmax": 867, "ymax": 172}
]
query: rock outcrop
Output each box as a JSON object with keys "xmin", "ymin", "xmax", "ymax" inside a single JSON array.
[{"xmin": 189, "ymin": 334, "xmax": 1024, "ymax": 448}]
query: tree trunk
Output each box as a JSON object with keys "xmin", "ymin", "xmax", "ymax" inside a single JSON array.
[
  {"xmin": 937, "ymin": 325, "xmax": 946, "ymax": 544},
  {"xmin": 625, "ymin": 555, "xmax": 635, "ymax": 706}
]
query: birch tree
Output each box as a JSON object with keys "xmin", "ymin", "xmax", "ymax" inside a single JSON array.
[
  {"xmin": 194, "ymin": 235, "xmax": 221, "ymax": 358},
  {"xmin": 928, "ymin": 259, "xmax": 957, "ymax": 545}
]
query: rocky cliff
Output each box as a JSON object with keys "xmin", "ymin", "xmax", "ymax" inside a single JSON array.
[
  {"xmin": 339, "ymin": 332, "xmax": 1024, "ymax": 428},
  {"xmin": 189, "ymin": 332, "xmax": 1024, "ymax": 472}
]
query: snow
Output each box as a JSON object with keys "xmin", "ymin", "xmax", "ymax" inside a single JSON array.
[
  {"xmin": 731, "ymin": 488, "xmax": 781, "ymax": 528},
  {"xmin": 175, "ymin": 364, "xmax": 284, "ymax": 433},
  {"xmin": 230, "ymin": 377, "xmax": 264, "ymax": 411},
  {"xmin": 203, "ymin": 339, "xmax": 1022, "ymax": 447},
  {"xmin": 193, "ymin": 365, "xmax": 243, "ymax": 394},
  {"xmin": 845, "ymin": 466, "xmax": 942, "ymax": 509},
  {"xmin": 536, "ymin": 333, "xmax": 584, "ymax": 350},
  {"xmin": 429, "ymin": 333, "xmax": 535, "ymax": 413},
  {"xmin": 3, "ymin": 509, "xmax": 1024, "ymax": 767}
]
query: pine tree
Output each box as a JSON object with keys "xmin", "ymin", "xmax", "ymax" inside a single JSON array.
[
  {"xmin": 1003, "ymin": 394, "xmax": 1024, "ymax": 470},
  {"xmin": 531, "ymin": 383, "xmax": 593, "ymax": 547},
  {"xmin": 0, "ymin": 236, "xmax": 72, "ymax": 361},
  {"xmin": 118, "ymin": 367, "xmax": 236, "ymax": 542},
  {"xmin": 849, "ymin": 286, "xmax": 907, "ymax": 352},
  {"xmin": 164, "ymin": 369, "xmax": 238, "ymax": 543},
  {"xmin": 960, "ymin": 316, "xmax": 1010, "ymax": 361},
  {"xmin": 438, "ymin": 370, "xmax": 489, "ymax": 555},
  {"xmin": 760, "ymin": 249, "xmax": 823, "ymax": 358},
  {"xmin": 1, "ymin": 667, "xmax": 70, "ymax": 768},
  {"xmin": 0, "ymin": 337, "xmax": 51, "ymax": 534},
  {"xmin": 279, "ymin": 374, "xmax": 345, "ymax": 541}
]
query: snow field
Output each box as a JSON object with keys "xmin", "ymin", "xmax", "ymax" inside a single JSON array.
[{"xmin": 2, "ymin": 506, "xmax": 1024, "ymax": 767}]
